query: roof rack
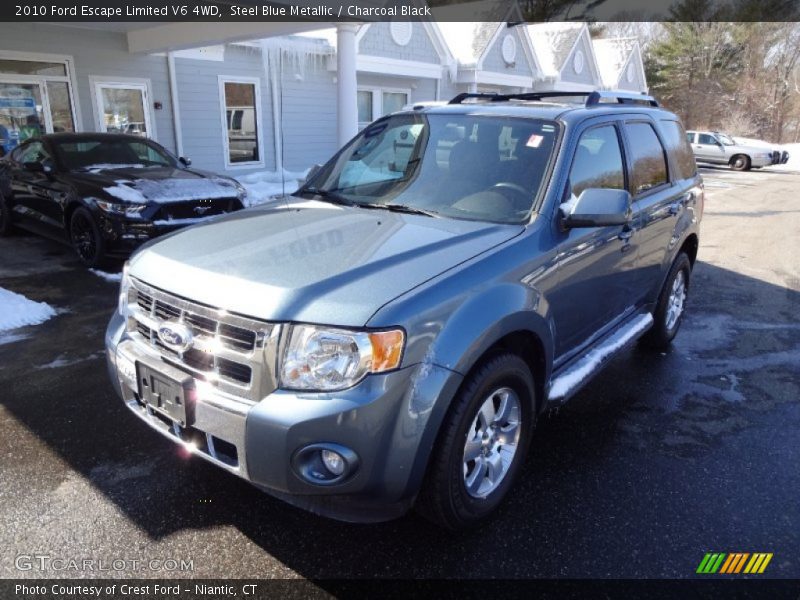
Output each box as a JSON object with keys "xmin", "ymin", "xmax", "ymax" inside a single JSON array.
[{"xmin": 448, "ymin": 90, "xmax": 659, "ymax": 108}]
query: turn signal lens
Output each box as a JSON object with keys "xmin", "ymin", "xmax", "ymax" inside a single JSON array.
[{"xmin": 369, "ymin": 330, "xmax": 405, "ymax": 372}]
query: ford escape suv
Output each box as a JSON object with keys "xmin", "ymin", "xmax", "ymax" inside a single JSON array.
[{"xmin": 106, "ymin": 91, "xmax": 703, "ymax": 529}]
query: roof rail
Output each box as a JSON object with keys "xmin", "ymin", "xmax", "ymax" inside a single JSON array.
[
  {"xmin": 585, "ymin": 90, "xmax": 659, "ymax": 107},
  {"xmin": 448, "ymin": 90, "xmax": 659, "ymax": 108},
  {"xmin": 448, "ymin": 92, "xmax": 499, "ymax": 104}
]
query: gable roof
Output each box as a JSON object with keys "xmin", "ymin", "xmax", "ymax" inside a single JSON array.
[
  {"xmin": 526, "ymin": 22, "xmax": 584, "ymax": 77},
  {"xmin": 436, "ymin": 22, "xmax": 501, "ymax": 67},
  {"xmin": 592, "ymin": 37, "xmax": 640, "ymax": 88}
]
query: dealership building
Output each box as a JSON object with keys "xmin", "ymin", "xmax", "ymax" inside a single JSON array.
[{"xmin": 0, "ymin": 17, "xmax": 648, "ymax": 176}]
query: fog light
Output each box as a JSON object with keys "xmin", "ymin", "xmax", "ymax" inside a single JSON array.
[
  {"xmin": 321, "ymin": 449, "xmax": 345, "ymax": 476},
  {"xmin": 292, "ymin": 443, "xmax": 359, "ymax": 486}
]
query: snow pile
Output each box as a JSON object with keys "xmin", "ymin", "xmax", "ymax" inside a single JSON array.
[
  {"xmin": 236, "ymin": 168, "xmax": 310, "ymax": 207},
  {"xmin": 89, "ymin": 269, "xmax": 122, "ymax": 282},
  {"xmin": 0, "ymin": 287, "xmax": 57, "ymax": 331},
  {"xmin": 105, "ymin": 178, "xmax": 240, "ymax": 204}
]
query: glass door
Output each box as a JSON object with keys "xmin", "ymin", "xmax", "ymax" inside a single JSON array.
[
  {"xmin": 94, "ymin": 82, "xmax": 151, "ymax": 137},
  {"xmin": 0, "ymin": 81, "xmax": 46, "ymax": 155}
]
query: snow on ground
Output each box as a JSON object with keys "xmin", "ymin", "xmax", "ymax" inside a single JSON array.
[
  {"xmin": 89, "ymin": 269, "xmax": 122, "ymax": 282},
  {"xmin": 0, "ymin": 287, "xmax": 57, "ymax": 332},
  {"xmin": 236, "ymin": 168, "xmax": 310, "ymax": 207}
]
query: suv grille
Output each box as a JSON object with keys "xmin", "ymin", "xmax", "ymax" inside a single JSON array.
[{"xmin": 125, "ymin": 278, "xmax": 279, "ymax": 404}]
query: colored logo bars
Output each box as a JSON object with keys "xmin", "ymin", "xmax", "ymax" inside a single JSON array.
[{"xmin": 696, "ymin": 552, "xmax": 773, "ymax": 574}]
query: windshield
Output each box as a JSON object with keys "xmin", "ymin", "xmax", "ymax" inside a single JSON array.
[
  {"xmin": 52, "ymin": 138, "xmax": 177, "ymax": 171},
  {"xmin": 717, "ymin": 133, "xmax": 735, "ymax": 145},
  {"xmin": 298, "ymin": 113, "xmax": 560, "ymax": 224}
]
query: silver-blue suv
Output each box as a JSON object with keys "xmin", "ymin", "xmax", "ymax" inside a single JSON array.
[{"xmin": 106, "ymin": 91, "xmax": 703, "ymax": 529}]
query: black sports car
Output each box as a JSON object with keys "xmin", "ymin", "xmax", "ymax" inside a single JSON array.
[{"xmin": 0, "ymin": 133, "xmax": 247, "ymax": 267}]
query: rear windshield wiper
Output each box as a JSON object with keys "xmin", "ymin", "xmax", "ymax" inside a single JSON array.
[{"xmin": 295, "ymin": 187, "xmax": 354, "ymax": 206}]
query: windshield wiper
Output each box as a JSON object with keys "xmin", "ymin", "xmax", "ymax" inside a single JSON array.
[
  {"xmin": 353, "ymin": 201, "xmax": 439, "ymax": 218},
  {"xmin": 295, "ymin": 187, "xmax": 354, "ymax": 206},
  {"xmin": 384, "ymin": 204, "xmax": 440, "ymax": 218}
]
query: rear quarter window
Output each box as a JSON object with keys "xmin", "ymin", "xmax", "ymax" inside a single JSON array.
[
  {"xmin": 624, "ymin": 121, "xmax": 668, "ymax": 195},
  {"xmin": 660, "ymin": 120, "xmax": 697, "ymax": 180}
]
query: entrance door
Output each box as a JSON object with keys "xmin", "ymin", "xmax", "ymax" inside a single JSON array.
[
  {"xmin": 0, "ymin": 81, "xmax": 47, "ymax": 155},
  {"xmin": 94, "ymin": 82, "xmax": 152, "ymax": 137}
]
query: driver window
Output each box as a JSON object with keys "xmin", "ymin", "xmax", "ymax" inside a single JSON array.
[
  {"xmin": 698, "ymin": 134, "xmax": 717, "ymax": 145},
  {"xmin": 568, "ymin": 125, "xmax": 625, "ymax": 199}
]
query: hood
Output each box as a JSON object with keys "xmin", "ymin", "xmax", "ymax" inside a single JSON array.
[
  {"xmin": 129, "ymin": 199, "xmax": 523, "ymax": 326},
  {"xmin": 68, "ymin": 166, "xmax": 240, "ymax": 203}
]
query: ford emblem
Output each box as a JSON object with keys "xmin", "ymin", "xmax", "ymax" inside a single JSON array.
[{"xmin": 157, "ymin": 321, "xmax": 193, "ymax": 352}]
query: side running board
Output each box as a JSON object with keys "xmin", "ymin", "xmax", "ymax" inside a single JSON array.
[{"xmin": 548, "ymin": 313, "xmax": 654, "ymax": 403}]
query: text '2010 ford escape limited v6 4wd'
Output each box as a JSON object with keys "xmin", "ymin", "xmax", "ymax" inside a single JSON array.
[{"xmin": 106, "ymin": 91, "xmax": 703, "ymax": 530}]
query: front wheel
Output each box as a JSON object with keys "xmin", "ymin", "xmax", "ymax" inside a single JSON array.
[
  {"xmin": 641, "ymin": 253, "xmax": 692, "ymax": 350},
  {"xmin": 731, "ymin": 154, "xmax": 751, "ymax": 171},
  {"xmin": 416, "ymin": 353, "xmax": 535, "ymax": 530},
  {"xmin": 70, "ymin": 207, "xmax": 107, "ymax": 268}
]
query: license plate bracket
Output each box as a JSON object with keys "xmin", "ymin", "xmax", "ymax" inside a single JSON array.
[{"xmin": 136, "ymin": 363, "xmax": 195, "ymax": 427}]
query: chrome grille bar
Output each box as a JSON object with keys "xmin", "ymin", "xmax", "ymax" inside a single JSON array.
[{"xmin": 125, "ymin": 277, "xmax": 279, "ymax": 404}]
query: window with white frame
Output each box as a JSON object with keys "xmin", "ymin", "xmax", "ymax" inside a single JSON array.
[
  {"xmin": 92, "ymin": 80, "xmax": 153, "ymax": 138},
  {"xmin": 357, "ymin": 87, "xmax": 410, "ymax": 130},
  {"xmin": 219, "ymin": 77, "xmax": 262, "ymax": 167},
  {"xmin": 0, "ymin": 52, "xmax": 78, "ymax": 156}
]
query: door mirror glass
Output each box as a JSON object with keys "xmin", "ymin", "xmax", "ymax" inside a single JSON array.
[
  {"xmin": 23, "ymin": 160, "xmax": 44, "ymax": 173},
  {"xmin": 561, "ymin": 188, "xmax": 632, "ymax": 228},
  {"xmin": 179, "ymin": 156, "xmax": 191, "ymax": 167}
]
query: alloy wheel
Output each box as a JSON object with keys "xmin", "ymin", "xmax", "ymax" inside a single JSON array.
[
  {"xmin": 71, "ymin": 213, "xmax": 97, "ymax": 262},
  {"xmin": 665, "ymin": 270, "xmax": 687, "ymax": 331},
  {"xmin": 462, "ymin": 386, "xmax": 522, "ymax": 499}
]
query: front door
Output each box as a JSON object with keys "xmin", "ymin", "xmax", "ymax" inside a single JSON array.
[
  {"xmin": 551, "ymin": 122, "xmax": 638, "ymax": 360},
  {"xmin": 693, "ymin": 132, "xmax": 726, "ymax": 164}
]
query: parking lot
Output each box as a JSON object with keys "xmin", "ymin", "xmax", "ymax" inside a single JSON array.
[{"xmin": 0, "ymin": 165, "xmax": 798, "ymax": 579}]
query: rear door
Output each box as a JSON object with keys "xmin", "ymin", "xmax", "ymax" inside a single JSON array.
[{"xmin": 621, "ymin": 118, "xmax": 690, "ymax": 298}]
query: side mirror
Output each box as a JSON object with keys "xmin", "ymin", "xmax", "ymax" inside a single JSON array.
[
  {"xmin": 561, "ymin": 188, "xmax": 632, "ymax": 228},
  {"xmin": 23, "ymin": 161, "xmax": 45, "ymax": 173},
  {"xmin": 179, "ymin": 156, "xmax": 192, "ymax": 167}
]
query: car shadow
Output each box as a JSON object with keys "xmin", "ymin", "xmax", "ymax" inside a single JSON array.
[{"xmin": 1, "ymin": 236, "xmax": 799, "ymax": 579}]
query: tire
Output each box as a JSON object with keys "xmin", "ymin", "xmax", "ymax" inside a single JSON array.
[
  {"xmin": 69, "ymin": 207, "xmax": 107, "ymax": 268},
  {"xmin": 641, "ymin": 252, "xmax": 692, "ymax": 350},
  {"xmin": 0, "ymin": 190, "xmax": 14, "ymax": 236},
  {"xmin": 731, "ymin": 154, "xmax": 751, "ymax": 171},
  {"xmin": 416, "ymin": 353, "xmax": 536, "ymax": 530}
]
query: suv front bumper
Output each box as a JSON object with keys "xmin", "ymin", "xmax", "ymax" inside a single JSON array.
[{"xmin": 105, "ymin": 312, "xmax": 460, "ymax": 522}]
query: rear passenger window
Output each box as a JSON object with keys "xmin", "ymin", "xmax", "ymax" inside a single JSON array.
[
  {"xmin": 625, "ymin": 122, "xmax": 668, "ymax": 194},
  {"xmin": 660, "ymin": 120, "xmax": 697, "ymax": 180},
  {"xmin": 568, "ymin": 125, "xmax": 625, "ymax": 198}
]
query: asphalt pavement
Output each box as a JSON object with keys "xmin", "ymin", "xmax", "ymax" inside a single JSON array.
[{"xmin": 0, "ymin": 165, "xmax": 798, "ymax": 580}]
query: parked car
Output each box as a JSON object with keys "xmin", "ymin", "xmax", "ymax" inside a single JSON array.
[
  {"xmin": 106, "ymin": 91, "xmax": 703, "ymax": 529},
  {"xmin": 0, "ymin": 133, "xmax": 247, "ymax": 267},
  {"xmin": 685, "ymin": 130, "xmax": 774, "ymax": 171},
  {"xmin": 732, "ymin": 136, "xmax": 791, "ymax": 166}
]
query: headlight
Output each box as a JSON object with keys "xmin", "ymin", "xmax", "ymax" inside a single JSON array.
[
  {"xmin": 95, "ymin": 199, "xmax": 147, "ymax": 218},
  {"xmin": 280, "ymin": 325, "xmax": 405, "ymax": 391},
  {"xmin": 118, "ymin": 262, "xmax": 131, "ymax": 316}
]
